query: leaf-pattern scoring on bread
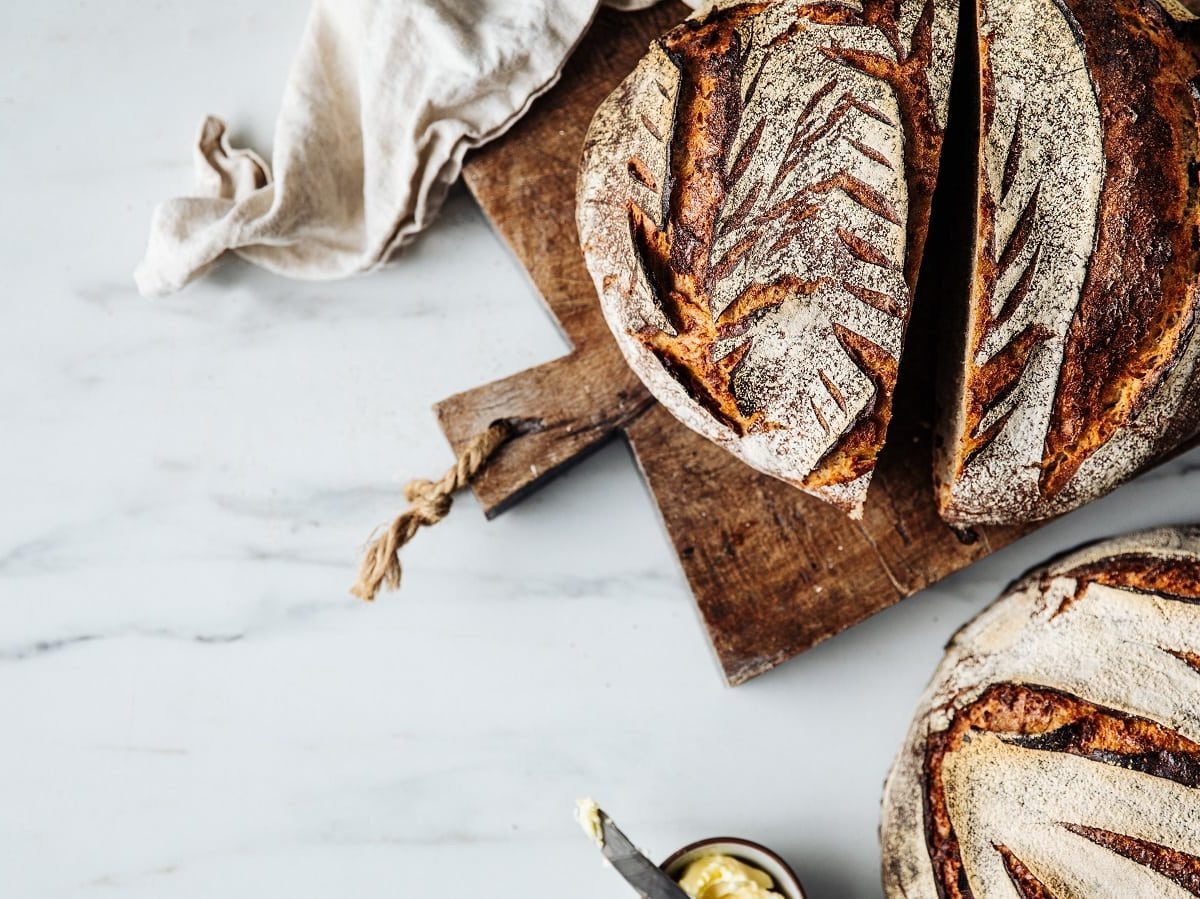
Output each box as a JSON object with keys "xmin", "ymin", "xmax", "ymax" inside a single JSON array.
[
  {"xmin": 578, "ymin": 0, "xmax": 957, "ymax": 516},
  {"xmin": 936, "ymin": 0, "xmax": 1200, "ymax": 527}
]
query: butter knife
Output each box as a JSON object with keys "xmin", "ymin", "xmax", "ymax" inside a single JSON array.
[{"xmin": 593, "ymin": 809, "xmax": 692, "ymax": 899}]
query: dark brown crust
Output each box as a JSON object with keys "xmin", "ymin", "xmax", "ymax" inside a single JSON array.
[
  {"xmin": 626, "ymin": 0, "xmax": 948, "ymax": 491},
  {"xmin": 1056, "ymin": 552, "xmax": 1200, "ymax": 604},
  {"xmin": 1039, "ymin": 0, "xmax": 1200, "ymax": 495},
  {"xmin": 923, "ymin": 682, "xmax": 1200, "ymax": 899},
  {"xmin": 1062, "ymin": 825, "xmax": 1200, "ymax": 896},
  {"xmin": 1168, "ymin": 649, "xmax": 1200, "ymax": 674},
  {"xmin": 995, "ymin": 845, "xmax": 1062, "ymax": 899}
]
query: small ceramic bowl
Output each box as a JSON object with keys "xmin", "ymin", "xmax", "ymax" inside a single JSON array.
[{"xmin": 660, "ymin": 837, "xmax": 807, "ymax": 899}]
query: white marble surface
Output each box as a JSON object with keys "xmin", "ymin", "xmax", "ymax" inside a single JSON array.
[{"xmin": 2, "ymin": 3, "xmax": 1199, "ymax": 898}]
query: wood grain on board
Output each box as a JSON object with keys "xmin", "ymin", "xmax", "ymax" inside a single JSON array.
[{"xmin": 436, "ymin": 3, "xmax": 1039, "ymax": 684}]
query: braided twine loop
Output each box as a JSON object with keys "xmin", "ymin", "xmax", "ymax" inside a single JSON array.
[{"xmin": 351, "ymin": 420, "xmax": 514, "ymax": 601}]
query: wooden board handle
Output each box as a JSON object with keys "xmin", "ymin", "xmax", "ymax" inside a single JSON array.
[{"xmin": 435, "ymin": 346, "xmax": 653, "ymax": 517}]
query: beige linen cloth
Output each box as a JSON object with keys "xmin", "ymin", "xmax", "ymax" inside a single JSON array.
[{"xmin": 135, "ymin": 0, "xmax": 696, "ymax": 297}]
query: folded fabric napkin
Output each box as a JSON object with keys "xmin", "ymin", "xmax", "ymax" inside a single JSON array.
[{"xmin": 135, "ymin": 0, "xmax": 696, "ymax": 297}]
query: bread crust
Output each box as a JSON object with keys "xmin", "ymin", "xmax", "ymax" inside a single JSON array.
[
  {"xmin": 578, "ymin": 0, "xmax": 957, "ymax": 516},
  {"xmin": 936, "ymin": 0, "xmax": 1200, "ymax": 526},
  {"xmin": 881, "ymin": 526, "xmax": 1200, "ymax": 899}
]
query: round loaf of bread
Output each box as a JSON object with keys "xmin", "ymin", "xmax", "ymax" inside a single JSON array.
[{"xmin": 881, "ymin": 526, "xmax": 1200, "ymax": 898}]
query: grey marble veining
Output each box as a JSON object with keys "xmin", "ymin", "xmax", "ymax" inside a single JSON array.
[{"xmin": 2, "ymin": 3, "xmax": 1199, "ymax": 898}]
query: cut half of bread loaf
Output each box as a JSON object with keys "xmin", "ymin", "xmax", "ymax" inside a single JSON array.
[
  {"xmin": 881, "ymin": 526, "xmax": 1200, "ymax": 898},
  {"xmin": 935, "ymin": 0, "xmax": 1200, "ymax": 526},
  {"xmin": 577, "ymin": 0, "xmax": 958, "ymax": 517}
]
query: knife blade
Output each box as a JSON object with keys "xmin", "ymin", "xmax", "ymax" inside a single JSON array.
[{"xmin": 597, "ymin": 810, "xmax": 692, "ymax": 899}]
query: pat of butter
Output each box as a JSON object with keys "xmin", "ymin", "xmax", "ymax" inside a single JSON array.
[
  {"xmin": 678, "ymin": 854, "xmax": 784, "ymax": 899},
  {"xmin": 575, "ymin": 798, "xmax": 604, "ymax": 847}
]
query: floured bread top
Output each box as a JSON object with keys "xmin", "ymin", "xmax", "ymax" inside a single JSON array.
[
  {"xmin": 936, "ymin": 0, "xmax": 1200, "ymax": 526},
  {"xmin": 881, "ymin": 526, "xmax": 1200, "ymax": 899},
  {"xmin": 577, "ymin": 0, "xmax": 957, "ymax": 517}
]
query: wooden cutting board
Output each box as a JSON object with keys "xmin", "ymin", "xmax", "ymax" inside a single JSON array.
[{"xmin": 432, "ymin": 3, "xmax": 1047, "ymax": 684}]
